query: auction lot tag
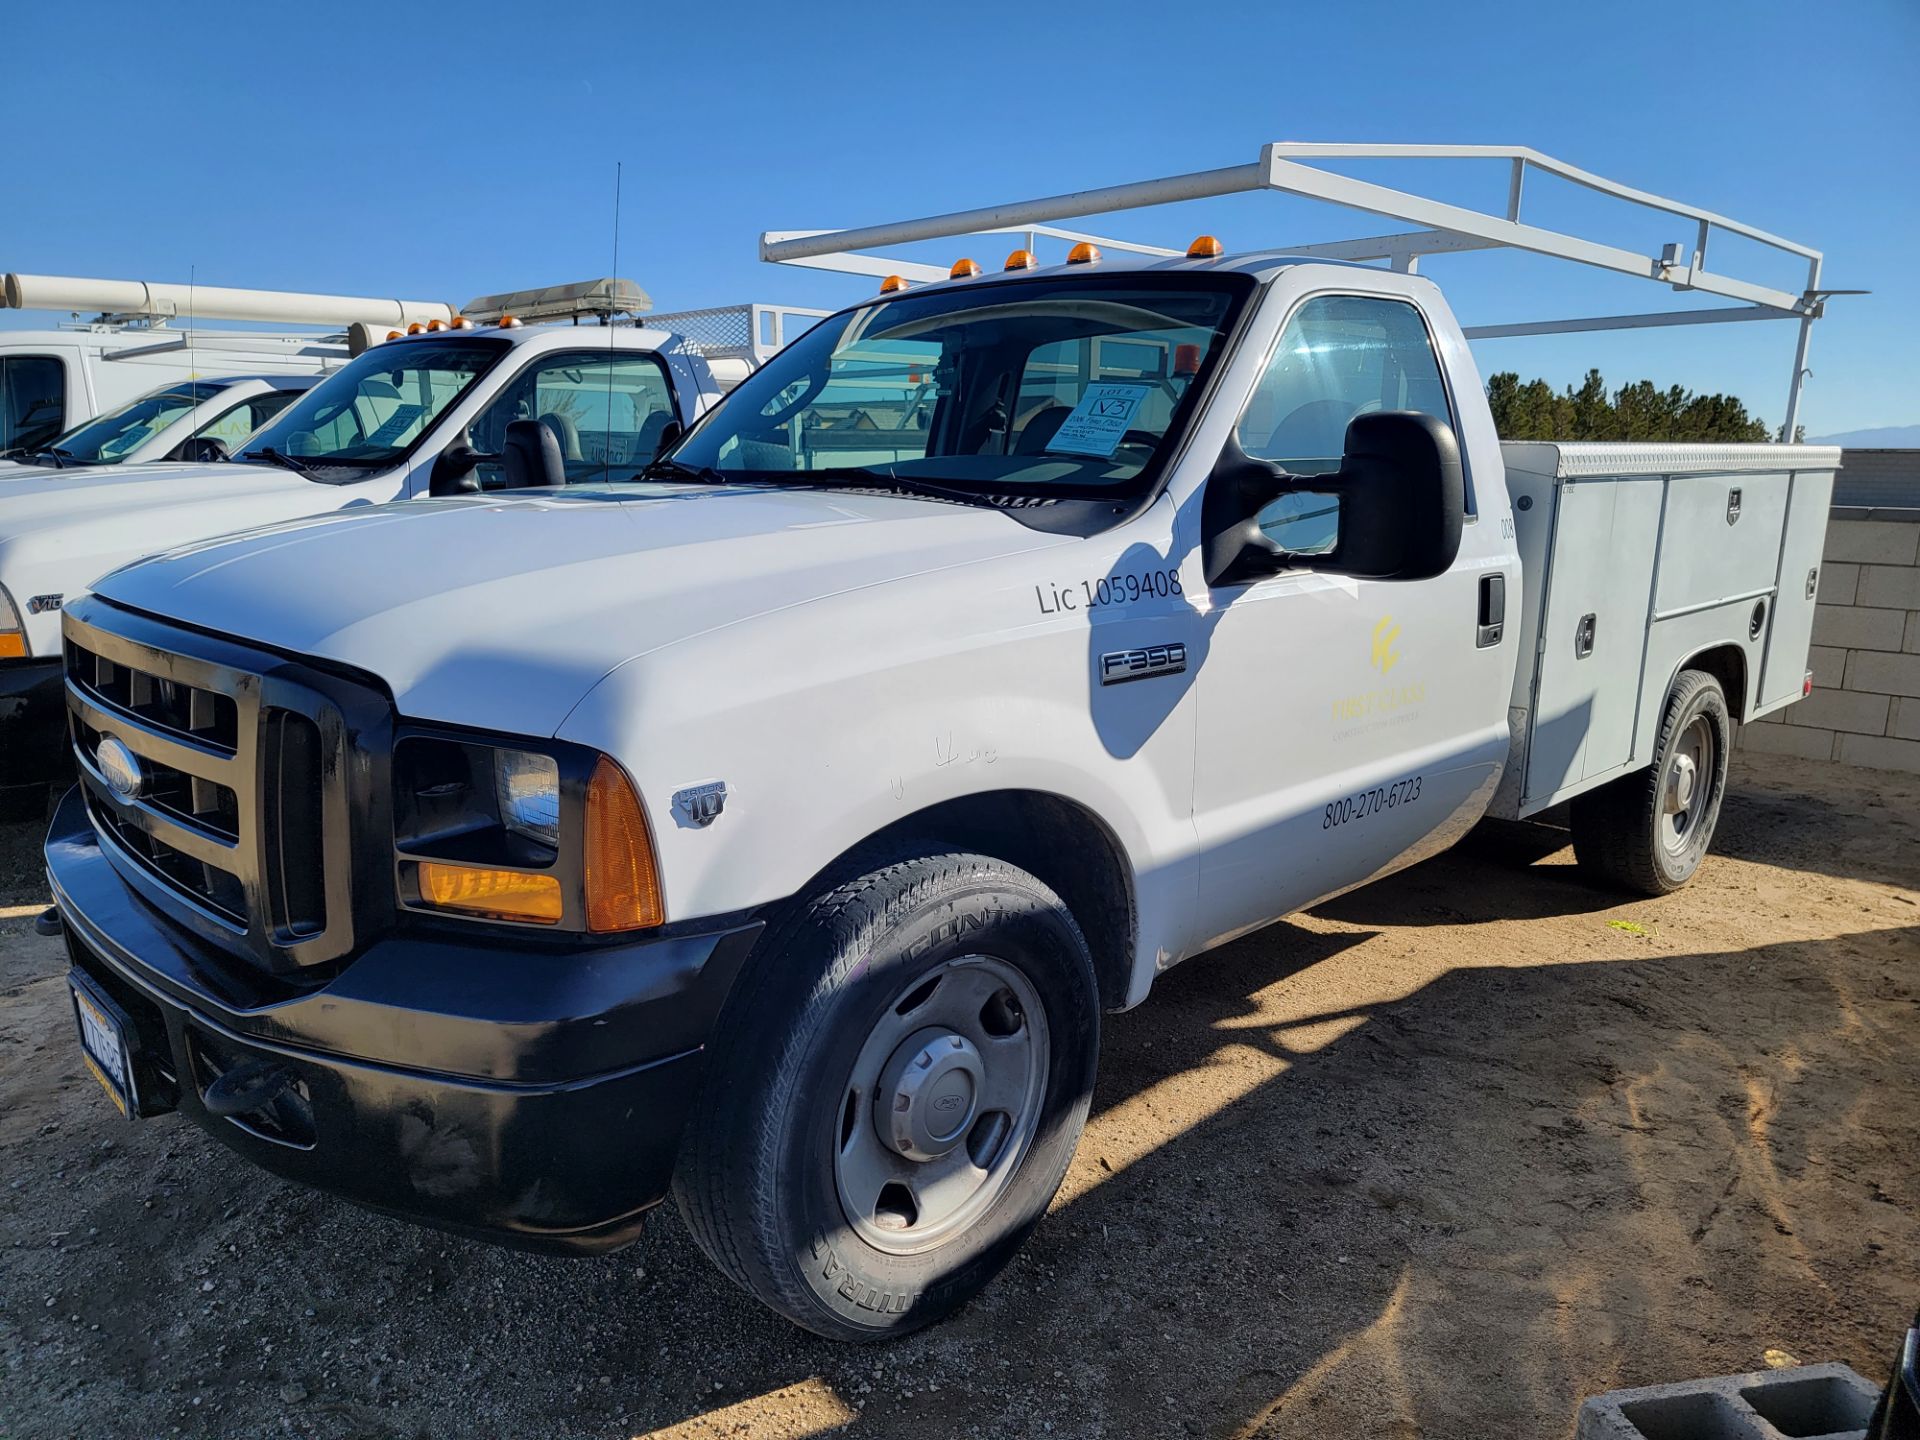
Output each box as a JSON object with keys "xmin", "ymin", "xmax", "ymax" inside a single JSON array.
[
  {"xmin": 1047, "ymin": 383, "xmax": 1152, "ymax": 457},
  {"xmin": 69, "ymin": 977, "xmax": 135, "ymax": 1119}
]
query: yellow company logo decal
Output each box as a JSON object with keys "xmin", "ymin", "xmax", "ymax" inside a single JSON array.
[{"xmin": 1370, "ymin": 615, "xmax": 1403, "ymax": 675}]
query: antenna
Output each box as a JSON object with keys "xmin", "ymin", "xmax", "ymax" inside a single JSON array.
[
  {"xmin": 187, "ymin": 264, "xmax": 198, "ymax": 383},
  {"xmin": 604, "ymin": 159, "xmax": 623, "ymax": 479}
]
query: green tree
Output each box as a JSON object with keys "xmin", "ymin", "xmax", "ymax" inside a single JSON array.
[{"xmin": 1482, "ymin": 370, "xmax": 1778, "ymax": 442}]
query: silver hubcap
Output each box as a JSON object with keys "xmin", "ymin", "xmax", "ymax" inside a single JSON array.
[
  {"xmin": 1660, "ymin": 715, "xmax": 1715, "ymax": 856},
  {"xmin": 833, "ymin": 955, "xmax": 1048, "ymax": 1255}
]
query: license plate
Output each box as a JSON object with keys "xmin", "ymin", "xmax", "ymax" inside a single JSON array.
[{"xmin": 70, "ymin": 978, "xmax": 136, "ymax": 1119}]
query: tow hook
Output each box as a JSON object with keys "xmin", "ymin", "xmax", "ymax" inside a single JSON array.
[
  {"xmin": 34, "ymin": 906, "xmax": 63, "ymax": 937},
  {"xmin": 202, "ymin": 1058, "xmax": 295, "ymax": 1119}
]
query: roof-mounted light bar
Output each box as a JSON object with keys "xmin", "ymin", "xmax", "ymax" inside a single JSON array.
[{"xmin": 461, "ymin": 276, "xmax": 652, "ymax": 326}]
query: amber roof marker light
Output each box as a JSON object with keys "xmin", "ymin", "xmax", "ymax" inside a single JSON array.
[
  {"xmin": 877, "ymin": 274, "xmax": 910, "ymax": 294},
  {"xmin": 948, "ymin": 257, "xmax": 982, "ymax": 279},
  {"xmin": 1003, "ymin": 249, "xmax": 1038, "ymax": 271},
  {"xmin": 1187, "ymin": 234, "xmax": 1225, "ymax": 258},
  {"xmin": 1065, "ymin": 242, "xmax": 1101, "ymax": 265}
]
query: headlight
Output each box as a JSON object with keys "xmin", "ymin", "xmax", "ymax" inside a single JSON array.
[
  {"xmin": 394, "ymin": 734, "xmax": 663, "ymax": 932},
  {"xmin": 0, "ymin": 585, "xmax": 25, "ymax": 659},
  {"xmin": 495, "ymin": 749, "xmax": 560, "ymax": 849}
]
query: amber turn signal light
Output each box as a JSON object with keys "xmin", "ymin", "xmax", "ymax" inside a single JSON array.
[
  {"xmin": 0, "ymin": 634, "xmax": 26, "ymax": 659},
  {"xmin": 418, "ymin": 862, "xmax": 562, "ymax": 924},
  {"xmin": 584, "ymin": 756, "xmax": 664, "ymax": 932}
]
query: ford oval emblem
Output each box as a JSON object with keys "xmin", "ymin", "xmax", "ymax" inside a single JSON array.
[{"xmin": 96, "ymin": 736, "xmax": 144, "ymax": 803}]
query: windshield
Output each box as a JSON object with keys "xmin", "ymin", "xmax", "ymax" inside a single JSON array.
[
  {"xmin": 666, "ymin": 273, "xmax": 1251, "ymax": 497},
  {"xmin": 34, "ymin": 381, "xmax": 221, "ymax": 463},
  {"xmin": 240, "ymin": 338, "xmax": 508, "ymax": 476}
]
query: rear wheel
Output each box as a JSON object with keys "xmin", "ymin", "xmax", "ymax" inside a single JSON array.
[
  {"xmin": 1571, "ymin": 669, "xmax": 1731, "ymax": 895},
  {"xmin": 673, "ymin": 848, "xmax": 1099, "ymax": 1340}
]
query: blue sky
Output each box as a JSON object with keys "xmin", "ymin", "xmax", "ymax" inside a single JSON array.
[{"xmin": 3, "ymin": 0, "xmax": 1913, "ymax": 436}]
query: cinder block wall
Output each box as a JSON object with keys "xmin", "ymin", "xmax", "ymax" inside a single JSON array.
[{"xmin": 1744, "ymin": 508, "xmax": 1920, "ymax": 773}]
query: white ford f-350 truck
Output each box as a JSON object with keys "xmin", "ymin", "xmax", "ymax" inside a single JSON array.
[
  {"xmin": 0, "ymin": 283, "xmax": 820, "ymax": 817},
  {"xmin": 44, "ymin": 149, "xmax": 1844, "ymax": 1339}
]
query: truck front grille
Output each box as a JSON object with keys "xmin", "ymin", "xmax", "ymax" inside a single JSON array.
[{"xmin": 61, "ymin": 600, "xmax": 388, "ymax": 974}]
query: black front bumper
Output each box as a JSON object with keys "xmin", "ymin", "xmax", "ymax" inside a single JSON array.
[
  {"xmin": 0, "ymin": 654, "xmax": 67, "ymax": 803},
  {"xmin": 46, "ymin": 785, "xmax": 762, "ymax": 1254}
]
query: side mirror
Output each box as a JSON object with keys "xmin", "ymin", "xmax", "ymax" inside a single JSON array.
[
  {"xmin": 1203, "ymin": 411, "xmax": 1464, "ymax": 586},
  {"xmin": 175, "ymin": 435, "xmax": 230, "ymax": 464},
  {"xmin": 500, "ymin": 418, "xmax": 566, "ymax": 490},
  {"xmin": 428, "ymin": 442, "xmax": 483, "ymax": 497},
  {"xmin": 653, "ymin": 419, "xmax": 684, "ymax": 458}
]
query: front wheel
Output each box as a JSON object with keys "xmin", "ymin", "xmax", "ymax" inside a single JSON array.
[
  {"xmin": 1571, "ymin": 669, "xmax": 1732, "ymax": 895},
  {"xmin": 672, "ymin": 849, "xmax": 1100, "ymax": 1340}
]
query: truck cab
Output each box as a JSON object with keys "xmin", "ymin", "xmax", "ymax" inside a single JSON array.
[{"xmin": 41, "ymin": 149, "xmax": 1845, "ymax": 1343}]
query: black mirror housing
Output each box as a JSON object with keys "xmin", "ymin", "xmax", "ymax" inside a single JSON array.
[
  {"xmin": 501, "ymin": 418, "xmax": 567, "ymax": 490},
  {"xmin": 1335, "ymin": 411, "xmax": 1464, "ymax": 581},
  {"xmin": 428, "ymin": 442, "xmax": 483, "ymax": 497},
  {"xmin": 1203, "ymin": 411, "xmax": 1465, "ymax": 586},
  {"xmin": 653, "ymin": 418, "xmax": 685, "ymax": 459}
]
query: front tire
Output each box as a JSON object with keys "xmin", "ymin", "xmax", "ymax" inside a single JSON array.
[
  {"xmin": 1571, "ymin": 669, "xmax": 1731, "ymax": 895},
  {"xmin": 673, "ymin": 849, "xmax": 1099, "ymax": 1340}
]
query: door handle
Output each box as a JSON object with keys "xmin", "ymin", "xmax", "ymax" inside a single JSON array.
[
  {"xmin": 1476, "ymin": 573, "xmax": 1505, "ymax": 648},
  {"xmin": 1575, "ymin": 613, "xmax": 1597, "ymax": 658}
]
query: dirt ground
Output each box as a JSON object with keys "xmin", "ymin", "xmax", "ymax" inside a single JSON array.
[{"xmin": 0, "ymin": 752, "xmax": 1914, "ymax": 1440}]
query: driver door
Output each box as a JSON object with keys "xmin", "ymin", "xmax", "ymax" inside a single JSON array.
[{"xmin": 1190, "ymin": 291, "xmax": 1495, "ymax": 950}]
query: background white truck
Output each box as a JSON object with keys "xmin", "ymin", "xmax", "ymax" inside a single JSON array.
[
  {"xmin": 43, "ymin": 147, "xmax": 1844, "ymax": 1341},
  {"xmin": 0, "ymin": 373, "xmax": 320, "ymax": 473},
  {"xmin": 0, "ymin": 281, "xmax": 823, "ymax": 816},
  {"xmin": 0, "ymin": 272, "xmax": 454, "ymax": 454}
]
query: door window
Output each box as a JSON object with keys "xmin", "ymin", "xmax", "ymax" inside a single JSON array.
[
  {"xmin": 191, "ymin": 390, "xmax": 303, "ymax": 451},
  {"xmin": 0, "ymin": 355, "xmax": 66, "ymax": 453},
  {"xmin": 1237, "ymin": 295, "xmax": 1452, "ymax": 476},
  {"xmin": 468, "ymin": 351, "xmax": 676, "ymax": 488}
]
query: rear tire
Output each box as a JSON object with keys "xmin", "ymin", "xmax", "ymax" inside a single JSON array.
[
  {"xmin": 1571, "ymin": 669, "xmax": 1731, "ymax": 895},
  {"xmin": 672, "ymin": 848, "xmax": 1099, "ymax": 1340}
]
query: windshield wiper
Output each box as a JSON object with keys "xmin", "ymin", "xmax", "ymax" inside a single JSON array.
[
  {"xmin": 244, "ymin": 446, "xmax": 321, "ymax": 480},
  {"xmin": 638, "ymin": 456, "xmax": 729, "ymax": 486},
  {"xmin": 770, "ymin": 467, "xmax": 1001, "ymax": 507},
  {"xmin": 32, "ymin": 446, "xmax": 78, "ymax": 469}
]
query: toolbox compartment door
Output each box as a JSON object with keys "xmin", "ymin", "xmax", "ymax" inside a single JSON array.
[
  {"xmin": 1653, "ymin": 473, "xmax": 1790, "ymax": 618},
  {"xmin": 1523, "ymin": 478, "xmax": 1661, "ymax": 803},
  {"xmin": 1756, "ymin": 467, "xmax": 1837, "ymax": 711}
]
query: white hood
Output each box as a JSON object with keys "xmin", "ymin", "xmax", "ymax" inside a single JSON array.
[
  {"xmin": 91, "ymin": 484, "xmax": 1073, "ymax": 737},
  {"xmin": 0, "ymin": 461, "xmax": 342, "ymax": 655}
]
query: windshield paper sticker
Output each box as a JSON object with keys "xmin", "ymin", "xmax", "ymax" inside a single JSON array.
[
  {"xmin": 364, "ymin": 403, "xmax": 426, "ymax": 448},
  {"xmin": 1046, "ymin": 383, "xmax": 1152, "ymax": 458}
]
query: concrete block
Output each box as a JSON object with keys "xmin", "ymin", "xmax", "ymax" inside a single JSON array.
[
  {"xmin": 1808, "ymin": 644, "xmax": 1847, "ymax": 689},
  {"xmin": 1576, "ymin": 1361, "xmax": 1878, "ymax": 1440},
  {"xmin": 1846, "ymin": 649, "xmax": 1920, "ymax": 697},
  {"xmin": 1907, "ymin": 611, "xmax": 1920, "ymax": 655},
  {"xmin": 1891, "ymin": 697, "xmax": 1920, "ymax": 742},
  {"xmin": 1817, "ymin": 561, "xmax": 1860, "ymax": 606},
  {"xmin": 1837, "ymin": 731, "xmax": 1920, "ymax": 773},
  {"xmin": 1826, "ymin": 518, "xmax": 1920, "ymax": 565},
  {"xmin": 1812, "ymin": 605, "xmax": 1907, "ymax": 652},
  {"xmin": 1857, "ymin": 563, "xmax": 1920, "ymax": 609},
  {"xmin": 1739, "ymin": 721, "xmax": 1836, "ymax": 761},
  {"xmin": 1785, "ymin": 688, "xmax": 1889, "ymax": 735}
]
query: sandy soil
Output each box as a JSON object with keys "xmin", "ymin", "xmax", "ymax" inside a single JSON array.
[{"xmin": 0, "ymin": 753, "xmax": 1914, "ymax": 1440}]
